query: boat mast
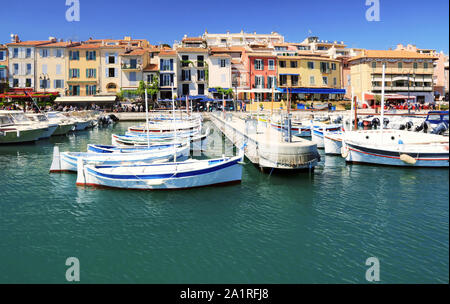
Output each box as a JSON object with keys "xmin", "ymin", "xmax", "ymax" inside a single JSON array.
[
  {"xmin": 350, "ymin": 87, "xmax": 354, "ymax": 131},
  {"xmin": 172, "ymin": 82, "xmax": 177, "ymax": 162},
  {"xmin": 381, "ymin": 62, "xmax": 386, "ymax": 131},
  {"xmin": 145, "ymin": 86, "xmax": 150, "ymax": 148}
]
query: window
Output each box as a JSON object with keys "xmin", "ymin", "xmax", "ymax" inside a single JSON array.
[
  {"xmin": 108, "ymin": 68, "xmax": 115, "ymax": 78},
  {"xmin": 108, "ymin": 54, "xmax": 115, "ymax": 64},
  {"xmin": 181, "ymin": 69, "xmax": 191, "ymax": 81},
  {"xmin": 181, "ymin": 55, "xmax": 189, "ymax": 67},
  {"xmin": 279, "ymin": 61, "xmax": 286, "ymax": 68},
  {"xmin": 27, "ymin": 64, "xmax": 32, "ymax": 75},
  {"xmin": 322, "ymin": 77, "xmax": 328, "ymax": 85},
  {"xmin": 197, "ymin": 55, "xmax": 204, "ymax": 67},
  {"xmin": 39, "ymin": 78, "xmax": 49, "ymax": 89},
  {"xmin": 86, "ymin": 51, "xmax": 96, "ymax": 60},
  {"xmin": 255, "ymin": 75, "xmax": 264, "ymax": 88},
  {"xmin": 146, "ymin": 74, "xmax": 154, "ymax": 83},
  {"xmin": 372, "ymin": 61, "xmax": 377, "ymax": 68},
  {"xmin": 292, "ymin": 75, "xmax": 299, "ymax": 86},
  {"xmin": 268, "ymin": 59, "xmax": 275, "ymax": 70},
  {"xmin": 86, "ymin": 68, "xmax": 96, "ymax": 78},
  {"xmin": 0, "ymin": 69, "xmax": 5, "ymax": 79},
  {"xmin": 55, "ymin": 49, "xmax": 63, "ymax": 58},
  {"xmin": 413, "ymin": 62, "xmax": 418, "ymax": 69},
  {"xmin": 221, "ymin": 39, "xmax": 227, "ymax": 44},
  {"xmin": 220, "ymin": 59, "xmax": 226, "ymax": 68},
  {"xmin": 41, "ymin": 49, "xmax": 49, "ymax": 58},
  {"xmin": 267, "ymin": 76, "xmax": 276, "ymax": 89},
  {"xmin": 290, "ymin": 61, "xmax": 298, "ymax": 68},
  {"xmin": 69, "ymin": 51, "xmax": 79, "ymax": 60},
  {"xmin": 424, "ymin": 62, "xmax": 429, "ymax": 69},
  {"xmin": 310, "ymin": 76, "xmax": 315, "ymax": 85},
  {"xmin": 13, "ymin": 79, "xmax": 19, "ymax": 87},
  {"xmin": 161, "ymin": 59, "xmax": 173, "ymax": 71},
  {"xmin": 307, "ymin": 61, "xmax": 314, "ymax": 69},
  {"xmin": 280, "ymin": 75, "xmax": 287, "ymax": 86},
  {"xmin": 182, "ymin": 84, "xmax": 189, "ymax": 96},
  {"xmin": 398, "ymin": 62, "xmax": 403, "ymax": 69},
  {"xmin": 26, "ymin": 79, "xmax": 32, "ymax": 87},
  {"xmin": 161, "ymin": 74, "xmax": 173, "ymax": 86},
  {"xmin": 56, "ymin": 64, "xmax": 62, "ymax": 75},
  {"xmin": 86, "ymin": 85, "xmax": 97, "ymax": 95},
  {"xmin": 0, "ymin": 51, "xmax": 5, "ymax": 61},
  {"xmin": 198, "ymin": 84, "xmax": 204, "ymax": 95},
  {"xmin": 13, "ymin": 48, "xmax": 19, "ymax": 58},
  {"xmin": 69, "ymin": 85, "xmax": 80, "ymax": 96},
  {"xmin": 13, "ymin": 64, "xmax": 19, "ymax": 75},
  {"xmin": 333, "ymin": 77, "xmax": 337, "ymax": 86},
  {"xmin": 320, "ymin": 62, "xmax": 330, "ymax": 73},
  {"xmin": 129, "ymin": 72, "xmax": 137, "ymax": 82},
  {"xmin": 197, "ymin": 70, "xmax": 205, "ymax": 81},
  {"xmin": 54, "ymin": 80, "xmax": 64, "ymax": 89},
  {"xmin": 255, "ymin": 59, "xmax": 263, "ymax": 70},
  {"xmin": 331, "ymin": 63, "xmax": 337, "ymax": 70},
  {"xmin": 26, "ymin": 48, "xmax": 31, "ymax": 58},
  {"xmin": 69, "ymin": 69, "xmax": 80, "ymax": 78}
]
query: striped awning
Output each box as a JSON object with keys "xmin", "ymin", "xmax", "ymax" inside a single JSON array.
[{"xmin": 276, "ymin": 87, "xmax": 346, "ymax": 94}]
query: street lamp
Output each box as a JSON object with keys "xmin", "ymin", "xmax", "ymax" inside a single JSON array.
[{"xmin": 39, "ymin": 74, "xmax": 49, "ymax": 94}]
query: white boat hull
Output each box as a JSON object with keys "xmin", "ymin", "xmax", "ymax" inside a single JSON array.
[{"xmin": 324, "ymin": 133, "xmax": 343, "ymax": 155}]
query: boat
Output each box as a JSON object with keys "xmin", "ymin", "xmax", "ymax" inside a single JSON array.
[
  {"xmin": 311, "ymin": 124, "xmax": 342, "ymax": 148},
  {"xmin": 87, "ymin": 143, "xmax": 185, "ymax": 154},
  {"xmin": 25, "ymin": 113, "xmax": 58, "ymax": 139},
  {"xmin": 341, "ymin": 130, "xmax": 449, "ymax": 167},
  {"xmin": 271, "ymin": 120, "xmax": 311, "ymax": 137},
  {"xmin": 49, "ymin": 143, "xmax": 190, "ymax": 172},
  {"xmin": 46, "ymin": 112, "xmax": 76, "ymax": 135},
  {"xmin": 128, "ymin": 120, "xmax": 201, "ymax": 134},
  {"xmin": 76, "ymin": 150, "xmax": 244, "ymax": 190},
  {"xmin": 323, "ymin": 130, "xmax": 344, "ymax": 155},
  {"xmin": 0, "ymin": 113, "xmax": 48, "ymax": 144}
]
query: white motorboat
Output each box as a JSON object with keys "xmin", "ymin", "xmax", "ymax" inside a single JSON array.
[
  {"xmin": 0, "ymin": 113, "xmax": 48, "ymax": 144},
  {"xmin": 323, "ymin": 130, "xmax": 344, "ymax": 155},
  {"xmin": 46, "ymin": 112, "xmax": 76, "ymax": 135},
  {"xmin": 25, "ymin": 113, "xmax": 58, "ymax": 139}
]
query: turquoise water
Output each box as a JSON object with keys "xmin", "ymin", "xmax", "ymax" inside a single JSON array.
[{"xmin": 0, "ymin": 121, "xmax": 448, "ymax": 283}]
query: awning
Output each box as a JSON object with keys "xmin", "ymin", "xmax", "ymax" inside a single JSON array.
[
  {"xmin": 364, "ymin": 93, "xmax": 416, "ymax": 101},
  {"xmin": 236, "ymin": 88, "xmax": 277, "ymax": 93},
  {"xmin": 208, "ymin": 88, "xmax": 230, "ymax": 92},
  {"xmin": 54, "ymin": 96, "xmax": 117, "ymax": 104},
  {"xmin": 0, "ymin": 65, "xmax": 7, "ymax": 69},
  {"xmin": 279, "ymin": 73, "xmax": 299, "ymax": 76},
  {"xmin": 276, "ymin": 87, "xmax": 346, "ymax": 94}
]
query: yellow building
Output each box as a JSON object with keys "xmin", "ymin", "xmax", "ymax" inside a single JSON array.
[
  {"xmin": 67, "ymin": 44, "xmax": 101, "ymax": 96},
  {"xmin": 36, "ymin": 40, "xmax": 79, "ymax": 96},
  {"xmin": 277, "ymin": 55, "xmax": 343, "ymax": 101},
  {"xmin": 349, "ymin": 50, "xmax": 437, "ymax": 104}
]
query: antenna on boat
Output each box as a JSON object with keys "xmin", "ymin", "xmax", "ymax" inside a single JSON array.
[
  {"xmin": 381, "ymin": 62, "xmax": 386, "ymax": 131},
  {"xmin": 145, "ymin": 86, "xmax": 150, "ymax": 148}
]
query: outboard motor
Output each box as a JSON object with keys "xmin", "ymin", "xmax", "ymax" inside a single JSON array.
[
  {"xmin": 432, "ymin": 122, "xmax": 448, "ymax": 135},
  {"xmin": 372, "ymin": 117, "xmax": 380, "ymax": 128},
  {"xmin": 399, "ymin": 124, "xmax": 406, "ymax": 130},
  {"xmin": 405, "ymin": 121, "xmax": 414, "ymax": 130},
  {"xmin": 383, "ymin": 118, "xmax": 389, "ymax": 128},
  {"xmin": 423, "ymin": 121, "xmax": 431, "ymax": 133},
  {"xmin": 109, "ymin": 114, "xmax": 119, "ymax": 122}
]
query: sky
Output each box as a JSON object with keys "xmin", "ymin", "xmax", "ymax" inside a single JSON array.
[{"xmin": 1, "ymin": 0, "xmax": 449, "ymax": 53}]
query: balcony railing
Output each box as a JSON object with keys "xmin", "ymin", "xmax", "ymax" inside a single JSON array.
[{"xmin": 121, "ymin": 63, "xmax": 142, "ymax": 70}]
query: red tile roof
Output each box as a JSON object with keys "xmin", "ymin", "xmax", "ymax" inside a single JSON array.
[
  {"xmin": 159, "ymin": 50, "xmax": 177, "ymax": 56},
  {"xmin": 7, "ymin": 40, "xmax": 53, "ymax": 47},
  {"xmin": 349, "ymin": 50, "xmax": 438, "ymax": 62},
  {"xmin": 182, "ymin": 37, "xmax": 204, "ymax": 42},
  {"xmin": 176, "ymin": 47, "xmax": 208, "ymax": 53},
  {"xmin": 143, "ymin": 64, "xmax": 159, "ymax": 71}
]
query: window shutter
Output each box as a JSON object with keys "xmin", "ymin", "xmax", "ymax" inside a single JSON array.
[
  {"xmin": 61, "ymin": 80, "xmax": 64, "ymax": 88},
  {"xmin": 114, "ymin": 53, "xmax": 118, "ymax": 64},
  {"xmin": 170, "ymin": 59, "xmax": 173, "ymax": 71},
  {"xmin": 94, "ymin": 69, "xmax": 97, "ymax": 78},
  {"xmin": 261, "ymin": 60, "xmax": 264, "ymax": 70},
  {"xmin": 105, "ymin": 68, "xmax": 108, "ymax": 78},
  {"xmin": 93, "ymin": 51, "xmax": 96, "ymax": 61},
  {"xmin": 105, "ymin": 52, "xmax": 109, "ymax": 64},
  {"xmin": 262, "ymin": 76, "xmax": 265, "ymax": 88},
  {"xmin": 160, "ymin": 59, "xmax": 163, "ymax": 70},
  {"xmin": 254, "ymin": 60, "xmax": 257, "ymax": 70},
  {"xmin": 115, "ymin": 68, "xmax": 118, "ymax": 78},
  {"xmin": 54, "ymin": 80, "xmax": 57, "ymax": 88}
]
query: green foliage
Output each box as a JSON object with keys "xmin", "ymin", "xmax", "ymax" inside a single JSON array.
[{"xmin": 344, "ymin": 102, "xmax": 351, "ymax": 110}]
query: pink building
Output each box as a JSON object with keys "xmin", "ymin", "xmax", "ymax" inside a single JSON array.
[{"xmin": 241, "ymin": 50, "xmax": 277, "ymax": 101}]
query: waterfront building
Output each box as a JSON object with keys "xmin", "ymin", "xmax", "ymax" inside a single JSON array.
[
  {"xmin": 158, "ymin": 49, "xmax": 177, "ymax": 99},
  {"xmin": 241, "ymin": 50, "xmax": 278, "ymax": 102},
  {"xmin": 276, "ymin": 54, "xmax": 343, "ymax": 102},
  {"xmin": 207, "ymin": 53, "xmax": 232, "ymax": 98},
  {"xmin": 445, "ymin": 59, "xmax": 449, "ymax": 100},
  {"xmin": 98, "ymin": 42, "xmax": 126, "ymax": 95},
  {"xmin": 349, "ymin": 50, "xmax": 438, "ymax": 106},
  {"xmin": 119, "ymin": 48, "xmax": 149, "ymax": 93},
  {"xmin": 396, "ymin": 44, "xmax": 449, "ymax": 100},
  {"xmin": 0, "ymin": 45, "xmax": 8, "ymax": 92},
  {"xmin": 203, "ymin": 30, "xmax": 284, "ymax": 47},
  {"xmin": 176, "ymin": 46, "xmax": 209, "ymax": 97},
  {"xmin": 36, "ymin": 39, "xmax": 80, "ymax": 96},
  {"xmin": 6, "ymin": 35, "xmax": 51, "ymax": 91}
]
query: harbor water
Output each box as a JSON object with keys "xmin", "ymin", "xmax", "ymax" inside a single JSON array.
[{"xmin": 0, "ymin": 121, "xmax": 448, "ymax": 283}]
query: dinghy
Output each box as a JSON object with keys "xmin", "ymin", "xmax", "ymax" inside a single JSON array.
[
  {"xmin": 49, "ymin": 144, "xmax": 189, "ymax": 173},
  {"xmin": 311, "ymin": 124, "xmax": 342, "ymax": 148},
  {"xmin": 324, "ymin": 131, "xmax": 344, "ymax": 155},
  {"xmin": 87, "ymin": 143, "xmax": 184, "ymax": 154},
  {"xmin": 76, "ymin": 150, "xmax": 245, "ymax": 190}
]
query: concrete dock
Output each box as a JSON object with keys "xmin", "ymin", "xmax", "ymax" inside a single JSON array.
[{"xmin": 210, "ymin": 112, "xmax": 320, "ymax": 171}]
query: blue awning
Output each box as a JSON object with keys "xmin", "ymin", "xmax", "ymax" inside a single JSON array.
[
  {"xmin": 279, "ymin": 73, "xmax": 299, "ymax": 76},
  {"xmin": 276, "ymin": 87, "xmax": 346, "ymax": 94},
  {"xmin": 208, "ymin": 88, "xmax": 230, "ymax": 92}
]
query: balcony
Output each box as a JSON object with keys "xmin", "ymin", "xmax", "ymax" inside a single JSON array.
[{"xmin": 121, "ymin": 63, "xmax": 142, "ymax": 70}]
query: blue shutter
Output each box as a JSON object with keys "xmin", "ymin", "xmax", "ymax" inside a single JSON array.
[
  {"xmin": 170, "ymin": 59, "xmax": 173, "ymax": 71},
  {"xmin": 105, "ymin": 68, "xmax": 108, "ymax": 78},
  {"xmin": 160, "ymin": 59, "xmax": 163, "ymax": 70},
  {"xmin": 105, "ymin": 52, "xmax": 109, "ymax": 64},
  {"xmin": 261, "ymin": 60, "xmax": 264, "ymax": 70},
  {"xmin": 262, "ymin": 76, "xmax": 265, "ymax": 88},
  {"xmin": 115, "ymin": 68, "xmax": 118, "ymax": 78}
]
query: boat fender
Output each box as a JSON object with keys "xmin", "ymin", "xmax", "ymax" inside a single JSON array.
[
  {"xmin": 400, "ymin": 154, "xmax": 416, "ymax": 165},
  {"xmin": 16, "ymin": 129, "xmax": 20, "ymax": 138},
  {"xmin": 341, "ymin": 146, "xmax": 349, "ymax": 159}
]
